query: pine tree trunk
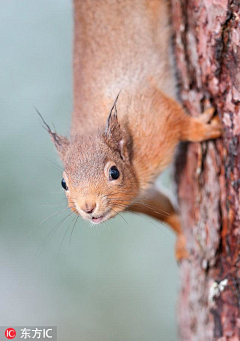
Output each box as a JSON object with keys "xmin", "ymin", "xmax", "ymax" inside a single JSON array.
[{"xmin": 171, "ymin": 1, "xmax": 240, "ymax": 340}]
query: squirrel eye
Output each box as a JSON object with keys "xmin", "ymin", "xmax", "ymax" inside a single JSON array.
[
  {"xmin": 109, "ymin": 166, "xmax": 120, "ymax": 180},
  {"xmin": 61, "ymin": 178, "xmax": 68, "ymax": 190}
]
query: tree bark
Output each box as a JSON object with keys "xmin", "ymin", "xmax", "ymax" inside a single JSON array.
[{"xmin": 171, "ymin": 1, "xmax": 240, "ymax": 340}]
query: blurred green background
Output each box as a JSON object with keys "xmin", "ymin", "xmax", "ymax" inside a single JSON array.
[{"xmin": 0, "ymin": 1, "xmax": 179, "ymax": 340}]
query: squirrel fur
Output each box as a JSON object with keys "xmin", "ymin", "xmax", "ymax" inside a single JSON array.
[{"xmin": 41, "ymin": 0, "xmax": 222, "ymax": 260}]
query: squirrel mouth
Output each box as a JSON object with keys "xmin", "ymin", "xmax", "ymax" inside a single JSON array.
[
  {"xmin": 91, "ymin": 216, "xmax": 104, "ymax": 224},
  {"xmin": 91, "ymin": 209, "xmax": 111, "ymax": 224}
]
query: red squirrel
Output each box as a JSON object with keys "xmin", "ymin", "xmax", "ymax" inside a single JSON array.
[{"xmin": 40, "ymin": 0, "xmax": 221, "ymax": 260}]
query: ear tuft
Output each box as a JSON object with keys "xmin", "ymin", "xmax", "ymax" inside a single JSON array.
[
  {"xmin": 36, "ymin": 107, "xmax": 69, "ymax": 158},
  {"xmin": 103, "ymin": 93, "xmax": 131, "ymax": 163}
]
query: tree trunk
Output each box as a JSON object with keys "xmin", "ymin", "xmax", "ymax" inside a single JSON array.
[{"xmin": 171, "ymin": 1, "xmax": 240, "ymax": 340}]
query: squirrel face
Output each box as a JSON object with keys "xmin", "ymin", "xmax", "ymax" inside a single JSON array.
[
  {"xmin": 40, "ymin": 101, "xmax": 139, "ymax": 224},
  {"xmin": 60, "ymin": 133, "xmax": 138, "ymax": 224}
]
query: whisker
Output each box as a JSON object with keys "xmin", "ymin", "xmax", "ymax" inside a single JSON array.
[
  {"xmin": 57, "ymin": 215, "xmax": 77, "ymax": 258},
  {"xmin": 46, "ymin": 158, "xmax": 64, "ymax": 171},
  {"xmin": 108, "ymin": 197, "xmax": 170, "ymax": 218},
  {"xmin": 15, "ymin": 206, "xmax": 74, "ymax": 246},
  {"xmin": 114, "ymin": 210, "xmax": 131, "ymax": 229},
  {"xmin": 69, "ymin": 216, "xmax": 79, "ymax": 247},
  {"xmin": 106, "ymin": 196, "xmax": 132, "ymax": 201},
  {"xmin": 132, "ymin": 201, "xmax": 170, "ymax": 217},
  {"xmin": 42, "ymin": 204, "xmax": 66, "ymax": 207},
  {"xmin": 34, "ymin": 211, "xmax": 74, "ymax": 259},
  {"xmin": 110, "ymin": 203, "xmax": 172, "ymax": 240},
  {"xmin": 48, "ymin": 164, "xmax": 63, "ymax": 174},
  {"xmin": 127, "ymin": 211, "xmax": 171, "ymax": 239},
  {"xmin": 39, "ymin": 207, "xmax": 74, "ymax": 224}
]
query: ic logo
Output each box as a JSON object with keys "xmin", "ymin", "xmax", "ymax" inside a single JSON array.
[{"xmin": 5, "ymin": 328, "xmax": 16, "ymax": 339}]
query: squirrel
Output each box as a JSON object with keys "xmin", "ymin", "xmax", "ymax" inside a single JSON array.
[{"xmin": 39, "ymin": 0, "xmax": 222, "ymax": 260}]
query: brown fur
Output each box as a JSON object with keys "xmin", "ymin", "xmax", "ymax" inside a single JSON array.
[{"xmin": 43, "ymin": 0, "xmax": 221, "ymax": 259}]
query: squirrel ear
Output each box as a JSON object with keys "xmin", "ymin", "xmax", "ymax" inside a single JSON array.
[
  {"xmin": 36, "ymin": 108, "xmax": 69, "ymax": 158},
  {"xmin": 49, "ymin": 132, "xmax": 69, "ymax": 158},
  {"xmin": 103, "ymin": 94, "xmax": 131, "ymax": 163}
]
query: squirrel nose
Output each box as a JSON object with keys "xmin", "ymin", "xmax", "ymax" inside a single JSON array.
[{"xmin": 82, "ymin": 203, "xmax": 96, "ymax": 214}]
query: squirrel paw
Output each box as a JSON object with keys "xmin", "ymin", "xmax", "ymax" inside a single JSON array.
[
  {"xmin": 197, "ymin": 107, "xmax": 222, "ymax": 140},
  {"xmin": 202, "ymin": 117, "xmax": 222, "ymax": 140},
  {"xmin": 185, "ymin": 107, "xmax": 222, "ymax": 142},
  {"xmin": 197, "ymin": 107, "xmax": 215, "ymax": 124}
]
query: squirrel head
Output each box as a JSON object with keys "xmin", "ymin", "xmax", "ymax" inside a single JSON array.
[{"xmin": 38, "ymin": 99, "xmax": 139, "ymax": 224}]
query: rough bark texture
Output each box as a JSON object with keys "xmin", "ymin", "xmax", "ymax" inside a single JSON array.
[{"xmin": 171, "ymin": 1, "xmax": 240, "ymax": 340}]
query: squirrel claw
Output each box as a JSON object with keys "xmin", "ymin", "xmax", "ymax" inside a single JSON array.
[{"xmin": 198, "ymin": 107, "xmax": 215, "ymax": 124}]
